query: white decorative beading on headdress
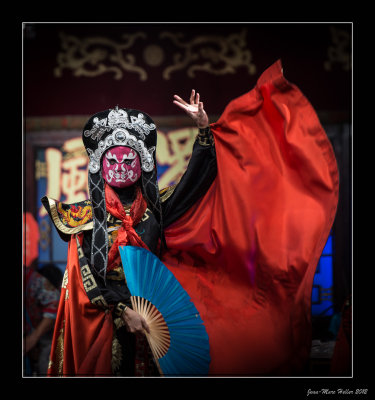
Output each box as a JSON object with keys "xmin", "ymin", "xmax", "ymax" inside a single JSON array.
[
  {"xmin": 84, "ymin": 107, "xmax": 156, "ymax": 141},
  {"xmin": 84, "ymin": 107, "xmax": 156, "ymax": 174},
  {"xmin": 86, "ymin": 128, "xmax": 155, "ymax": 174},
  {"xmin": 82, "ymin": 106, "xmax": 161, "ymax": 282}
]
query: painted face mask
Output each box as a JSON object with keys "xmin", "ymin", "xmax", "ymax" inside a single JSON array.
[{"xmin": 102, "ymin": 146, "xmax": 141, "ymax": 188}]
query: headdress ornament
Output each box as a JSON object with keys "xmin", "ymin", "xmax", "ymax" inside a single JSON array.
[
  {"xmin": 83, "ymin": 106, "xmax": 156, "ymax": 174},
  {"xmin": 82, "ymin": 107, "xmax": 163, "ymax": 280}
]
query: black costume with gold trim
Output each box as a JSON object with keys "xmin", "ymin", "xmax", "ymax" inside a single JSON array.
[{"xmin": 41, "ymin": 129, "xmax": 216, "ymax": 376}]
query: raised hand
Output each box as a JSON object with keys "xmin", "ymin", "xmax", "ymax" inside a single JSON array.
[{"xmin": 173, "ymin": 89, "xmax": 210, "ymax": 128}]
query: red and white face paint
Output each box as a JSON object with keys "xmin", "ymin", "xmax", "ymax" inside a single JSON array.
[{"xmin": 102, "ymin": 146, "xmax": 141, "ymax": 188}]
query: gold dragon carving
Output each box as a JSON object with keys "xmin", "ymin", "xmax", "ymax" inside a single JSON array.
[
  {"xmin": 324, "ymin": 26, "xmax": 351, "ymax": 72},
  {"xmin": 160, "ymin": 29, "xmax": 256, "ymax": 79},
  {"xmin": 54, "ymin": 29, "xmax": 256, "ymax": 81},
  {"xmin": 54, "ymin": 31, "xmax": 148, "ymax": 80}
]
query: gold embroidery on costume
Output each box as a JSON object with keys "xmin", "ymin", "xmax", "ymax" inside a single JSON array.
[
  {"xmin": 111, "ymin": 334, "xmax": 123, "ymax": 374},
  {"xmin": 57, "ymin": 201, "xmax": 92, "ymax": 227},
  {"xmin": 75, "ymin": 235, "xmax": 109, "ymax": 310},
  {"xmin": 106, "ymin": 209, "xmax": 150, "ymax": 244},
  {"xmin": 197, "ymin": 127, "xmax": 214, "ymax": 147},
  {"xmin": 107, "ymin": 213, "xmax": 116, "ymax": 223},
  {"xmin": 108, "ymin": 212, "xmax": 128, "ymax": 223},
  {"xmin": 90, "ymin": 296, "xmax": 109, "ymax": 308},
  {"xmin": 160, "ymin": 184, "xmax": 177, "ymax": 203},
  {"xmin": 141, "ymin": 208, "xmax": 150, "ymax": 222},
  {"xmin": 81, "ymin": 264, "xmax": 98, "ymax": 291},
  {"xmin": 112, "ymin": 317, "xmax": 125, "ymax": 374},
  {"xmin": 114, "ymin": 317, "xmax": 126, "ymax": 330},
  {"xmin": 48, "ymin": 198, "xmax": 93, "ymax": 235},
  {"xmin": 114, "ymin": 302, "xmax": 128, "ymax": 317},
  {"xmin": 61, "ymin": 269, "xmax": 68, "ymax": 289},
  {"xmin": 55, "ymin": 320, "xmax": 65, "ymax": 376},
  {"xmin": 107, "ymin": 265, "xmax": 126, "ymax": 281},
  {"xmin": 77, "ymin": 241, "xmax": 84, "ymax": 258},
  {"xmin": 108, "ymin": 228, "xmax": 119, "ymax": 247}
]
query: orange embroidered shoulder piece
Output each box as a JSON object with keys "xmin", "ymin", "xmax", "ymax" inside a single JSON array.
[{"xmin": 41, "ymin": 196, "xmax": 93, "ymax": 239}]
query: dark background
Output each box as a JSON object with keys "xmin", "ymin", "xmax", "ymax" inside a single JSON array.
[{"xmin": 23, "ymin": 22, "xmax": 351, "ymax": 119}]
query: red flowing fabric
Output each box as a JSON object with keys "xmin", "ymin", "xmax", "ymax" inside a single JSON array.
[
  {"xmin": 105, "ymin": 184, "xmax": 149, "ymax": 270},
  {"xmin": 47, "ymin": 234, "xmax": 113, "ymax": 376},
  {"xmin": 161, "ymin": 60, "xmax": 339, "ymax": 376}
]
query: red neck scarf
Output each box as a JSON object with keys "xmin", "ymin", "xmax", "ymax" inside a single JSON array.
[{"xmin": 105, "ymin": 184, "xmax": 149, "ymax": 271}]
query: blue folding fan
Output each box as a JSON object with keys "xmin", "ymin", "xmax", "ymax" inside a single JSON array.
[{"xmin": 119, "ymin": 245, "xmax": 211, "ymax": 376}]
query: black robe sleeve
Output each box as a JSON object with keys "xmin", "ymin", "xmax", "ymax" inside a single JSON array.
[
  {"xmin": 82, "ymin": 230, "xmax": 133, "ymax": 311},
  {"xmin": 161, "ymin": 128, "xmax": 217, "ymax": 228}
]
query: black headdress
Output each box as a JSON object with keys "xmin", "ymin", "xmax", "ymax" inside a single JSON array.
[{"xmin": 82, "ymin": 106, "xmax": 163, "ymax": 280}]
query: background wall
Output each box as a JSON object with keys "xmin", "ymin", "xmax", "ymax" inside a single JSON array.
[
  {"xmin": 23, "ymin": 22, "xmax": 352, "ymax": 324},
  {"xmin": 24, "ymin": 22, "xmax": 350, "ymax": 118}
]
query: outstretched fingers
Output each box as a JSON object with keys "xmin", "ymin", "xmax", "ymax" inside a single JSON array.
[
  {"xmin": 190, "ymin": 89, "xmax": 195, "ymax": 104},
  {"xmin": 173, "ymin": 90, "xmax": 204, "ymax": 121},
  {"xmin": 173, "ymin": 98, "xmax": 189, "ymax": 112},
  {"xmin": 195, "ymin": 92, "xmax": 200, "ymax": 105},
  {"xmin": 190, "ymin": 89, "xmax": 200, "ymax": 105},
  {"xmin": 174, "ymin": 94, "xmax": 188, "ymax": 105}
]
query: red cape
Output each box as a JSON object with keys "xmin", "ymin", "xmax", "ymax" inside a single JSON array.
[
  {"xmin": 47, "ymin": 234, "xmax": 113, "ymax": 376},
  {"xmin": 161, "ymin": 60, "xmax": 339, "ymax": 375}
]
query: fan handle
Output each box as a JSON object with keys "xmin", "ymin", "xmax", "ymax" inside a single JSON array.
[{"xmin": 131, "ymin": 295, "xmax": 170, "ymax": 376}]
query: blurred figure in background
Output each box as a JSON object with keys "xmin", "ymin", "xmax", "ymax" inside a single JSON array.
[{"xmin": 24, "ymin": 260, "xmax": 62, "ymax": 376}]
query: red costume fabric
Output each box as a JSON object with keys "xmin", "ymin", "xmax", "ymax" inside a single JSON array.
[
  {"xmin": 105, "ymin": 184, "xmax": 149, "ymax": 270},
  {"xmin": 161, "ymin": 60, "xmax": 339, "ymax": 375},
  {"xmin": 47, "ymin": 60, "xmax": 338, "ymax": 376},
  {"xmin": 48, "ymin": 234, "xmax": 113, "ymax": 376}
]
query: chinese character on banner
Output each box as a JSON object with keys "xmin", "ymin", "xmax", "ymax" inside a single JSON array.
[
  {"xmin": 23, "ymin": 212, "xmax": 39, "ymax": 267},
  {"xmin": 61, "ymin": 155, "xmax": 89, "ymax": 203},
  {"xmin": 39, "ymin": 138, "xmax": 89, "ymax": 217},
  {"xmin": 156, "ymin": 128, "xmax": 196, "ymax": 189}
]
